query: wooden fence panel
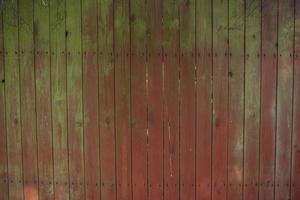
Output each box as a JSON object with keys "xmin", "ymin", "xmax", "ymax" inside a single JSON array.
[{"xmin": 0, "ymin": 0, "xmax": 299, "ymax": 199}]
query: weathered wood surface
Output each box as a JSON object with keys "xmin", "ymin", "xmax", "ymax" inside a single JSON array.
[{"xmin": 0, "ymin": 0, "xmax": 299, "ymax": 199}]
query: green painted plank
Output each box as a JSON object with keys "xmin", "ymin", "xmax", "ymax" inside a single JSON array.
[
  {"xmin": 275, "ymin": 0, "xmax": 294, "ymax": 199},
  {"xmin": 0, "ymin": 10, "xmax": 8, "ymax": 200},
  {"xmin": 228, "ymin": 0, "xmax": 244, "ymax": 199},
  {"xmin": 82, "ymin": 0, "xmax": 100, "ymax": 198},
  {"xmin": 66, "ymin": 0, "xmax": 84, "ymax": 198},
  {"xmin": 114, "ymin": 0, "xmax": 132, "ymax": 199},
  {"xmin": 3, "ymin": 0, "xmax": 24, "ymax": 199},
  {"xmin": 162, "ymin": 0, "xmax": 180, "ymax": 199},
  {"xmin": 50, "ymin": 0, "xmax": 69, "ymax": 199},
  {"xmin": 244, "ymin": 0, "xmax": 261, "ymax": 199},
  {"xmin": 34, "ymin": 0, "xmax": 54, "ymax": 198},
  {"xmin": 260, "ymin": 0, "xmax": 277, "ymax": 199},
  {"xmin": 212, "ymin": 0, "xmax": 228, "ymax": 199},
  {"xmin": 146, "ymin": 0, "xmax": 164, "ymax": 199},
  {"xmin": 196, "ymin": 0, "xmax": 212, "ymax": 199},
  {"xmin": 179, "ymin": 0, "xmax": 196, "ymax": 199},
  {"xmin": 98, "ymin": 0, "xmax": 116, "ymax": 199},
  {"xmin": 130, "ymin": 0, "xmax": 148, "ymax": 199},
  {"xmin": 19, "ymin": 0, "xmax": 39, "ymax": 199}
]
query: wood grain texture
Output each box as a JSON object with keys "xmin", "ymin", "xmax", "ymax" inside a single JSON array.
[
  {"xmin": 114, "ymin": 0, "xmax": 132, "ymax": 199},
  {"xmin": 212, "ymin": 0, "xmax": 229, "ymax": 199},
  {"xmin": 19, "ymin": 0, "xmax": 39, "ymax": 199},
  {"xmin": 82, "ymin": 0, "xmax": 101, "ymax": 198},
  {"xmin": 66, "ymin": 0, "xmax": 84, "ymax": 198},
  {"xmin": 228, "ymin": 0, "xmax": 244, "ymax": 199},
  {"xmin": 292, "ymin": 1, "xmax": 300, "ymax": 199},
  {"xmin": 147, "ymin": 0, "xmax": 164, "ymax": 199},
  {"xmin": 260, "ymin": 0, "xmax": 277, "ymax": 199},
  {"xmin": 275, "ymin": 0, "xmax": 294, "ymax": 199},
  {"xmin": 196, "ymin": 0, "xmax": 213, "ymax": 199},
  {"xmin": 3, "ymin": 0, "xmax": 24, "ymax": 198},
  {"xmin": 50, "ymin": 0, "xmax": 69, "ymax": 199},
  {"xmin": 98, "ymin": 0, "xmax": 116, "ymax": 199},
  {"xmin": 0, "ymin": 10, "xmax": 8, "ymax": 200},
  {"xmin": 179, "ymin": 0, "xmax": 196, "ymax": 199},
  {"xmin": 162, "ymin": 0, "xmax": 180, "ymax": 199}
]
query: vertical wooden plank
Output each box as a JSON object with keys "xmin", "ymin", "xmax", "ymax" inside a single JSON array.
[
  {"xmin": 0, "ymin": 10, "xmax": 8, "ymax": 200},
  {"xmin": 196, "ymin": 0, "xmax": 212, "ymax": 199},
  {"xmin": 34, "ymin": 0, "xmax": 54, "ymax": 198},
  {"xmin": 50, "ymin": 0, "xmax": 69, "ymax": 199},
  {"xmin": 212, "ymin": 0, "xmax": 228, "ymax": 199},
  {"xmin": 275, "ymin": 0, "xmax": 294, "ymax": 199},
  {"xmin": 98, "ymin": 0, "xmax": 116, "ymax": 199},
  {"xmin": 260, "ymin": 0, "xmax": 277, "ymax": 199},
  {"xmin": 179, "ymin": 0, "xmax": 196, "ymax": 199},
  {"xmin": 228, "ymin": 0, "xmax": 244, "ymax": 199},
  {"xmin": 3, "ymin": 0, "xmax": 24, "ymax": 199},
  {"xmin": 244, "ymin": 0, "xmax": 261, "ymax": 199},
  {"xmin": 82, "ymin": 0, "xmax": 100, "ymax": 199},
  {"xmin": 114, "ymin": 0, "xmax": 132, "ymax": 199},
  {"xmin": 147, "ymin": 0, "xmax": 164, "ymax": 199},
  {"xmin": 66, "ymin": 0, "xmax": 84, "ymax": 198},
  {"xmin": 130, "ymin": 0, "xmax": 147, "ymax": 199},
  {"xmin": 19, "ymin": 0, "xmax": 39, "ymax": 198},
  {"xmin": 162, "ymin": 0, "xmax": 180, "ymax": 199},
  {"xmin": 292, "ymin": 0, "xmax": 300, "ymax": 199}
]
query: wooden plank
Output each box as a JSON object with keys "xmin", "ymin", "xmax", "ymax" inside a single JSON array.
[
  {"xmin": 146, "ymin": 0, "xmax": 163, "ymax": 199},
  {"xmin": 19, "ymin": 0, "xmax": 39, "ymax": 199},
  {"xmin": 66, "ymin": 0, "xmax": 84, "ymax": 198},
  {"xmin": 260, "ymin": 0, "xmax": 277, "ymax": 199},
  {"xmin": 3, "ymin": 1, "xmax": 24, "ymax": 199},
  {"xmin": 292, "ymin": 0, "xmax": 300, "ymax": 199},
  {"xmin": 0, "ymin": 10, "xmax": 8, "ymax": 200},
  {"xmin": 98, "ymin": 0, "xmax": 116, "ymax": 199},
  {"xmin": 82, "ymin": 0, "xmax": 101, "ymax": 199},
  {"xmin": 162, "ymin": 0, "xmax": 180, "ymax": 199},
  {"xmin": 244, "ymin": 0, "xmax": 261, "ymax": 199},
  {"xmin": 179, "ymin": 0, "xmax": 196, "ymax": 199},
  {"xmin": 130, "ymin": 0, "xmax": 147, "ymax": 199},
  {"xmin": 212, "ymin": 0, "xmax": 228, "ymax": 199},
  {"xmin": 50, "ymin": 0, "xmax": 69, "ymax": 199},
  {"xmin": 114, "ymin": 0, "xmax": 132, "ymax": 199},
  {"xmin": 195, "ymin": 0, "xmax": 212, "ymax": 199},
  {"xmin": 275, "ymin": 0, "xmax": 294, "ymax": 199},
  {"xmin": 34, "ymin": 0, "xmax": 54, "ymax": 199},
  {"xmin": 228, "ymin": 0, "xmax": 244, "ymax": 199}
]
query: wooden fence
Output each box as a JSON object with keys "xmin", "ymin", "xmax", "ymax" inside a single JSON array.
[{"xmin": 0, "ymin": 0, "xmax": 300, "ymax": 199}]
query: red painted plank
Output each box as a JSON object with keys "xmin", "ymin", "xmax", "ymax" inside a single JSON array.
[
  {"xmin": 179, "ymin": 0, "xmax": 196, "ymax": 199},
  {"xmin": 260, "ymin": 0, "xmax": 277, "ymax": 199},
  {"xmin": 82, "ymin": 0, "xmax": 101, "ymax": 199},
  {"xmin": 275, "ymin": 0, "xmax": 294, "ymax": 199},
  {"xmin": 228, "ymin": 0, "xmax": 244, "ymax": 199},
  {"xmin": 50, "ymin": 0, "xmax": 69, "ymax": 199},
  {"xmin": 130, "ymin": 0, "xmax": 148, "ymax": 199},
  {"xmin": 34, "ymin": 1, "xmax": 54, "ymax": 199},
  {"xmin": 162, "ymin": 0, "xmax": 180, "ymax": 199},
  {"xmin": 66, "ymin": 0, "xmax": 85, "ymax": 198},
  {"xmin": 212, "ymin": 0, "xmax": 229, "ymax": 199},
  {"xmin": 114, "ymin": 0, "xmax": 132, "ymax": 199},
  {"xmin": 292, "ymin": 1, "xmax": 300, "ymax": 199},
  {"xmin": 196, "ymin": 0, "xmax": 212, "ymax": 199},
  {"xmin": 0, "ymin": 11, "xmax": 8, "ymax": 200},
  {"xmin": 244, "ymin": 0, "xmax": 261, "ymax": 199},
  {"xmin": 3, "ymin": 1, "xmax": 24, "ymax": 198},
  {"xmin": 98, "ymin": 0, "xmax": 116, "ymax": 199},
  {"xmin": 19, "ymin": 1, "xmax": 39, "ymax": 199},
  {"xmin": 147, "ymin": 0, "xmax": 164, "ymax": 199}
]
